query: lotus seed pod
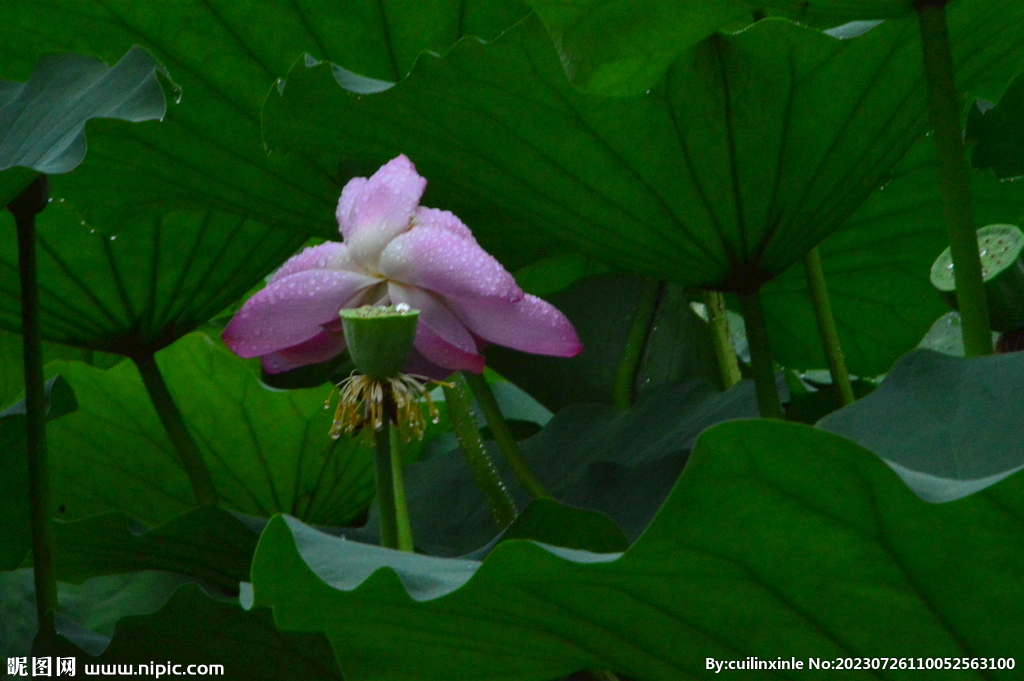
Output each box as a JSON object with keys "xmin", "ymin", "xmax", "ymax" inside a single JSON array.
[
  {"xmin": 339, "ymin": 304, "xmax": 419, "ymax": 380},
  {"xmin": 930, "ymin": 224, "xmax": 1024, "ymax": 333}
]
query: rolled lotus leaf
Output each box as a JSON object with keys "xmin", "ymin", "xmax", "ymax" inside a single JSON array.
[{"xmin": 931, "ymin": 224, "xmax": 1024, "ymax": 332}]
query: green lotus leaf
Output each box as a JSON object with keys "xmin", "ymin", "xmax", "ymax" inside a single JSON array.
[
  {"xmin": 46, "ymin": 333, "xmax": 379, "ymax": 526},
  {"xmin": 362, "ymin": 380, "xmax": 760, "ymax": 556},
  {"xmin": 969, "ymin": 70, "xmax": 1024, "ymax": 179},
  {"xmin": 0, "ymin": 47, "xmax": 164, "ymax": 204},
  {"xmin": 1, "ymin": 576, "xmax": 343, "ymax": 679},
  {"xmin": 0, "ymin": 328, "xmax": 121, "ymax": 411},
  {"xmin": 0, "ymin": 0, "xmax": 528, "ymax": 236},
  {"xmin": 44, "ymin": 506, "xmax": 259, "ymax": 594},
  {"xmin": 0, "ymin": 376, "xmax": 77, "ymax": 570},
  {"xmin": 761, "ymin": 135, "xmax": 1024, "ymax": 376},
  {"xmin": 86, "ymin": 584, "xmax": 343, "ymax": 679},
  {"xmin": 261, "ymin": 2, "xmax": 1024, "ymax": 294},
  {"xmin": 250, "ymin": 418, "xmax": 1024, "ymax": 680},
  {"xmin": 499, "ymin": 498, "xmax": 630, "ymax": 554},
  {"xmin": 524, "ymin": 0, "xmax": 914, "ymax": 96},
  {"xmin": 486, "ymin": 276, "xmax": 721, "ymax": 412},
  {"xmin": 819, "ymin": 349, "xmax": 1024, "ymax": 502},
  {"xmin": 0, "ymin": 200, "xmax": 303, "ymax": 355}
]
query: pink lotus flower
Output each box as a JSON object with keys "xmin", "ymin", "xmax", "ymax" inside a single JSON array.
[{"xmin": 223, "ymin": 155, "xmax": 582, "ymax": 376}]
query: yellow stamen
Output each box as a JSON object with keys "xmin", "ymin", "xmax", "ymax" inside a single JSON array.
[{"xmin": 326, "ymin": 372, "xmax": 450, "ymax": 443}]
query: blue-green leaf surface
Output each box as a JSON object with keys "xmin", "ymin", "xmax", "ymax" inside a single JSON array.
[{"xmin": 819, "ymin": 349, "xmax": 1024, "ymax": 502}]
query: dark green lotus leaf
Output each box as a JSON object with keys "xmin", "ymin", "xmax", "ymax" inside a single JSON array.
[
  {"xmin": 512, "ymin": 253, "xmax": 612, "ymax": 297},
  {"xmin": 263, "ymin": 3, "xmax": 1024, "ymax": 293},
  {"xmin": 0, "ymin": 376, "xmax": 77, "ymax": 570},
  {"xmin": 0, "ymin": 569, "xmax": 193, "ymax": 659},
  {"xmin": 524, "ymin": 0, "xmax": 750, "ymax": 96},
  {"xmin": 43, "ymin": 506, "xmax": 259, "ymax": 594},
  {"xmin": 250, "ymin": 419, "xmax": 1024, "ymax": 681},
  {"xmin": 0, "ymin": 1, "xmax": 535, "ymax": 359},
  {"xmin": 758, "ymin": 0, "xmax": 912, "ymax": 20},
  {"xmin": 88, "ymin": 584, "xmax": 344, "ymax": 680},
  {"xmin": 0, "ymin": 198, "xmax": 303, "ymax": 354},
  {"xmin": 1, "ymin": 575, "xmax": 343, "ymax": 679},
  {"xmin": 364, "ymin": 380, "xmax": 759, "ymax": 556},
  {"xmin": 819, "ymin": 349, "xmax": 1024, "ymax": 502},
  {"xmin": 0, "ymin": 328, "xmax": 122, "ymax": 411},
  {"xmin": 486, "ymin": 276, "xmax": 721, "ymax": 412},
  {"xmin": 500, "ymin": 498, "xmax": 630, "ymax": 554},
  {"xmin": 46, "ymin": 333, "xmax": 379, "ymax": 527},
  {"xmin": 759, "ymin": 137, "xmax": 949, "ymax": 376},
  {"xmin": 0, "ymin": 166, "xmax": 38, "ymax": 212},
  {"xmin": 524, "ymin": 0, "xmax": 914, "ymax": 96},
  {"xmin": 968, "ymin": 71, "xmax": 1024, "ymax": 180},
  {"xmin": 761, "ymin": 136, "xmax": 1024, "ymax": 376},
  {"xmin": 0, "ymin": 0, "xmax": 528, "ymax": 237}
]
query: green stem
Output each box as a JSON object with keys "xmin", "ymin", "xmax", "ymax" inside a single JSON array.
[
  {"xmin": 737, "ymin": 290, "xmax": 782, "ymax": 419},
  {"xmin": 702, "ymin": 290, "xmax": 742, "ymax": 390},
  {"xmin": 803, "ymin": 247, "xmax": 855, "ymax": 406},
  {"xmin": 373, "ymin": 417, "xmax": 399, "ymax": 549},
  {"xmin": 461, "ymin": 371, "xmax": 552, "ymax": 500},
  {"xmin": 11, "ymin": 176, "xmax": 57, "ymax": 652},
  {"xmin": 442, "ymin": 378, "xmax": 518, "ymax": 527},
  {"xmin": 612, "ymin": 279, "xmax": 660, "ymax": 410},
  {"xmin": 916, "ymin": 0, "xmax": 992, "ymax": 357},
  {"xmin": 389, "ymin": 427, "xmax": 414, "ymax": 552},
  {"xmin": 134, "ymin": 354, "xmax": 218, "ymax": 506}
]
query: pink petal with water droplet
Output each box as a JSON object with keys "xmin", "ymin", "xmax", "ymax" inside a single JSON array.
[
  {"xmin": 336, "ymin": 155, "xmax": 426, "ymax": 269},
  {"xmin": 389, "ymin": 283, "xmax": 484, "ymax": 372},
  {"xmin": 269, "ymin": 242, "xmax": 365, "ymax": 283},
  {"xmin": 379, "ymin": 226, "xmax": 523, "ymax": 302},
  {"xmin": 223, "ymin": 269, "xmax": 377, "ymax": 358},
  {"xmin": 448, "ymin": 294, "xmax": 582, "ymax": 357},
  {"xmin": 413, "ymin": 324, "xmax": 486, "ymax": 373},
  {"xmin": 414, "ymin": 207, "xmax": 475, "ymax": 241},
  {"xmin": 260, "ymin": 330, "xmax": 347, "ymax": 374}
]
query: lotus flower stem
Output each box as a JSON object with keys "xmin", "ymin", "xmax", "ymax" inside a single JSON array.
[
  {"xmin": 442, "ymin": 378, "xmax": 518, "ymax": 527},
  {"xmin": 702, "ymin": 290, "xmax": 741, "ymax": 390},
  {"xmin": 461, "ymin": 371, "xmax": 552, "ymax": 500},
  {"xmin": 737, "ymin": 290, "xmax": 782, "ymax": 419},
  {"xmin": 916, "ymin": 0, "xmax": 992, "ymax": 357},
  {"xmin": 373, "ymin": 416, "xmax": 400, "ymax": 549},
  {"xmin": 389, "ymin": 428, "xmax": 414, "ymax": 552},
  {"xmin": 10, "ymin": 175, "xmax": 57, "ymax": 651},
  {"xmin": 612, "ymin": 279, "xmax": 660, "ymax": 409},
  {"xmin": 133, "ymin": 354, "xmax": 218, "ymax": 506},
  {"xmin": 803, "ymin": 247, "xmax": 855, "ymax": 406}
]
